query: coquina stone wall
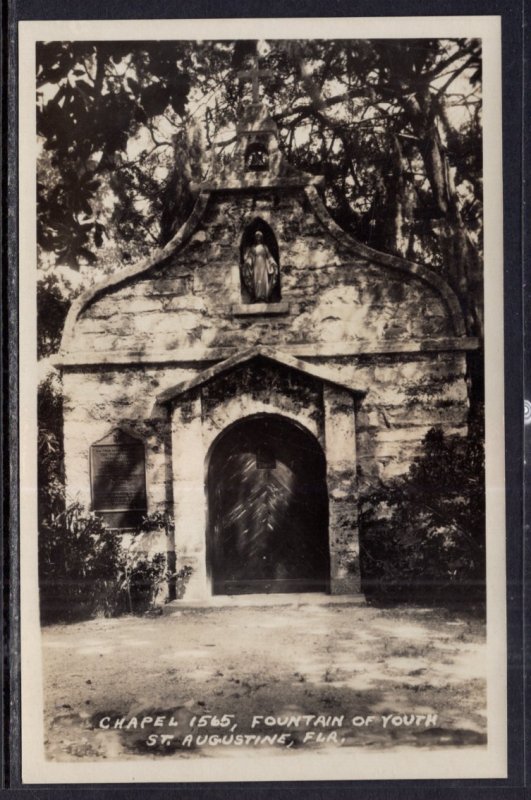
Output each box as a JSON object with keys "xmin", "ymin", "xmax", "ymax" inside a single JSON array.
[
  {"xmin": 59, "ymin": 182, "xmax": 473, "ymax": 596},
  {"xmin": 62, "ymin": 354, "xmax": 467, "ymax": 502},
  {"xmin": 69, "ymin": 190, "xmax": 458, "ymax": 359}
]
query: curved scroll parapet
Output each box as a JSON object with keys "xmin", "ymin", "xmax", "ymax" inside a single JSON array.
[
  {"xmin": 60, "ymin": 191, "xmax": 211, "ymax": 353},
  {"xmin": 304, "ymin": 185, "xmax": 466, "ymax": 337}
]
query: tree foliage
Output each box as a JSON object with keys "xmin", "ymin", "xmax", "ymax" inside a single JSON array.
[
  {"xmin": 39, "ymin": 499, "xmax": 191, "ymax": 623},
  {"xmin": 37, "ymin": 41, "xmax": 193, "ymax": 264},
  {"xmin": 359, "ymin": 413, "xmax": 485, "ymax": 603},
  {"xmin": 36, "ymin": 37, "xmax": 483, "ymax": 351},
  {"xmin": 39, "ymin": 502, "xmax": 125, "ymax": 622},
  {"xmin": 38, "ymin": 371, "xmax": 64, "ymax": 518}
]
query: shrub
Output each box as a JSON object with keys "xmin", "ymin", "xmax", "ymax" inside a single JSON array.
[
  {"xmin": 359, "ymin": 414, "xmax": 485, "ymax": 603},
  {"xmin": 38, "ymin": 370, "xmax": 64, "ymax": 523},
  {"xmin": 39, "ymin": 503, "xmax": 194, "ymax": 622},
  {"xmin": 119, "ymin": 551, "xmax": 168, "ymax": 614},
  {"xmin": 119, "ymin": 511, "xmax": 192, "ymax": 611},
  {"xmin": 39, "ymin": 503, "xmax": 125, "ymax": 622}
]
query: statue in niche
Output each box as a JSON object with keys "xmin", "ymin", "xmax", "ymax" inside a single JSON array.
[{"xmin": 242, "ymin": 231, "xmax": 279, "ymax": 302}]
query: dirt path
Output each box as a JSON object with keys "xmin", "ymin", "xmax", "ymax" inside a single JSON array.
[{"xmin": 42, "ymin": 603, "xmax": 486, "ymax": 761}]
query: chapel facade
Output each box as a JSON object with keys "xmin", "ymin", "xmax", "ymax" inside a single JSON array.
[{"xmin": 58, "ymin": 82, "xmax": 476, "ymax": 601}]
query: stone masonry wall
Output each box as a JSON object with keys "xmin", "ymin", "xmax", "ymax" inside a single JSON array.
[
  {"xmin": 62, "ymin": 365, "xmax": 194, "ymax": 556},
  {"xmin": 61, "ymin": 186, "xmax": 470, "ymax": 592},
  {"xmin": 62, "ymin": 350, "xmax": 468, "ymax": 519},
  {"xmin": 70, "ymin": 191, "xmax": 455, "ymax": 358},
  {"xmin": 200, "ymin": 361, "xmax": 324, "ymax": 446}
]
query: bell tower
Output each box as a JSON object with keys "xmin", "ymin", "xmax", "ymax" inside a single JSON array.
[
  {"xmin": 232, "ymin": 54, "xmax": 282, "ymax": 177},
  {"xmin": 197, "ymin": 46, "xmax": 323, "ymax": 193}
]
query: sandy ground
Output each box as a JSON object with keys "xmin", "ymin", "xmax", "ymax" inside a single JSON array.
[{"xmin": 41, "ymin": 603, "xmax": 487, "ymax": 761}]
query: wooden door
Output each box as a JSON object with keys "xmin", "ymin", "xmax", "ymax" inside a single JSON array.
[{"xmin": 207, "ymin": 416, "xmax": 329, "ymax": 594}]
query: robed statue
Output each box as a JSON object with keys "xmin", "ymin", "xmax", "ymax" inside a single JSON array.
[{"xmin": 242, "ymin": 231, "xmax": 279, "ymax": 302}]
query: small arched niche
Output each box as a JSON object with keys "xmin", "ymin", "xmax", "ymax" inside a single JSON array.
[{"xmin": 239, "ymin": 218, "xmax": 281, "ymax": 304}]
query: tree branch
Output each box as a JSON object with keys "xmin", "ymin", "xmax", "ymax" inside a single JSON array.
[{"xmin": 432, "ymin": 55, "xmax": 480, "ymax": 97}]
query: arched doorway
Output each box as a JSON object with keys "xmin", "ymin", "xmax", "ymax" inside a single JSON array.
[{"xmin": 207, "ymin": 415, "xmax": 330, "ymax": 595}]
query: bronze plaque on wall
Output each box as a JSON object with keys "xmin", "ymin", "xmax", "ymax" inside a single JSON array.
[{"xmin": 90, "ymin": 429, "xmax": 147, "ymax": 528}]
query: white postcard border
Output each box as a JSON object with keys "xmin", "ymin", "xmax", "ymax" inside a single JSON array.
[{"xmin": 18, "ymin": 15, "xmax": 506, "ymax": 784}]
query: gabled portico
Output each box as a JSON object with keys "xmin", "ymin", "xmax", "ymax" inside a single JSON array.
[{"xmin": 158, "ymin": 347, "xmax": 365, "ymax": 600}]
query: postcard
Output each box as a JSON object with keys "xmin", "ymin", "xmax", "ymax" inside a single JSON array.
[{"xmin": 19, "ymin": 15, "xmax": 506, "ymax": 783}]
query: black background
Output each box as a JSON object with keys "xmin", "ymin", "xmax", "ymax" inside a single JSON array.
[{"xmin": 2, "ymin": 0, "xmax": 527, "ymax": 797}]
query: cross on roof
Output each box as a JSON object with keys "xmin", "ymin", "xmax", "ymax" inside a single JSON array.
[{"xmin": 237, "ymin": 53, "xmax": 273, "ymax": 104}]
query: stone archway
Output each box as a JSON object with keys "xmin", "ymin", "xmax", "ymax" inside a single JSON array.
[
  {"xmin": 206, "ymin": 415, "xmax": 330, "ymax": 595},
  {"xmin": 163, "ymin": 349, "xmax": 363, "ymax": 600}
]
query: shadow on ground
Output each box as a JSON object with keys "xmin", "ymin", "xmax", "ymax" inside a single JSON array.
[{"xmin": 42, "ymin": 603, "xmax": 487, "ymax": 760}]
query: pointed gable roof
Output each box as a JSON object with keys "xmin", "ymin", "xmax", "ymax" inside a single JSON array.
[{"xmin": 156, "ymin": 346, "xmax": 365, "ymax": 404}]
